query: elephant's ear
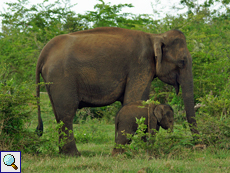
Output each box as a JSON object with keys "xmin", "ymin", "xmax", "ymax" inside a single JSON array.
[
  {"xmin": 154, "ymin": 37, "xmax": 163, "ymax": 73},
  {"xmin": 153, "ymin": 105, "xmax": 163, "ymax": 123}
]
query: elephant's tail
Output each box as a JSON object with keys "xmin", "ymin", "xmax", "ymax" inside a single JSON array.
[{"xmin": 35, "ymin": 62, "xmax": 43, "ymax": 137}]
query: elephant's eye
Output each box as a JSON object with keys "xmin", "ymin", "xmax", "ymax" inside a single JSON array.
[
  {"xmin": 162, "ymin": 45, "xmax": 167, "ymax": 51},
  {"xmin": 178, "ymin": 57, "xmax": 187, "ymax": 69}
]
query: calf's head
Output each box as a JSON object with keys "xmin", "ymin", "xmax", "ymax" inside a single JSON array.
[{"xmin": 153, "ymin": 104, "xmax": 174, "ymax": 131}]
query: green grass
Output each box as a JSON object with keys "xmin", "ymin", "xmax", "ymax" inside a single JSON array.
[
  {"xmin": 21, "ymin": 93, "xmax": 230, "ymax": 172},
  {"xmin": 21, "ymin": 150, "xmax": 230, "ymax": 173}
]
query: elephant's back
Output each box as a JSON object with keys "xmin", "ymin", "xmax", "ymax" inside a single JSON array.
[{"xmin": 69, "ymin": 27, "xmax": 145, "ymax": 37}]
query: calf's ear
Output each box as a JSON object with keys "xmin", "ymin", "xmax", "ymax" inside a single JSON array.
[{"xmin": 153, "ymin": 105, "xmax": 163, "ymax": 123}]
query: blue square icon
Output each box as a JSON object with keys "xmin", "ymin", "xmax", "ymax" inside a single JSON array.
[{"xmin": 0, "ymin": 151, "xmax": 21, "ymax": 173}]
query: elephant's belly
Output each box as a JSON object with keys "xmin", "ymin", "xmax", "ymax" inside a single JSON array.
[{"xmin": 78, "ymin": 81, "xmax": 125, "ymax": 108}]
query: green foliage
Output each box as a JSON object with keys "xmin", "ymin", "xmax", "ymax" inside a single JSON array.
[
  {"xmin": 74, "ymin": 101, "xmax": 121, "ymax": 124},
  {"xmin": 118, "ymin": 115, "xmax": 229, "ymax": 159},
  {"xmin": 0, "ymin": 66, "xmax": 34, "ymax": 135},
  {"xmin": 140, "ymin": 99, "xmax": 160, "ymax": 106},
  {"xmin": 196, "ymin": 112, "xmax": 230, "ymax": 149},
  {"xmin": 0, "ymin": 63, "xmax": 39, "ymax": 151},
  {"xmin": 196, "ymin": 85, "xmax": 230, "ymax": 148},
  {"xmin": 0, "ymin": 0, "xmax": 84, "ymax": 36},
  {"xmin": 78, "ymin": 0, "xmax": 154, "ymax": 29},
  {"xmin": 56, "ymin": 121, "xmax": 74, "ymax": 149},
  {"xmin": 199, "ymin": 92, "xmax": 230, "ymax": 117},
  {"xmin": 33, "ymin": 120, "xmax": 66, "ymax": 155},
  {"xmin": 78, "ymin": 0, "xmax": 133, "ymax": 28},
  {"xmin": 115, "ymin": 117, "xmax": 192, "ymax": 158},
  {"xmin": 0, "ymin": 31, "xmax": 38, "ymax": 84},
  {"xmin": 74, "ymin": 118, "xmax": 112, "ymax": 144},
  {"xmin": 122, "ymin": 117, "xmax": 150, "ymax": 157}
]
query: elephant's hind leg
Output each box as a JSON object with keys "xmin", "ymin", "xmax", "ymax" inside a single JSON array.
[
  {"xmin": 49, "ymin": 84, "xmax": 81, "ymax": 156},
  {"xmin": 57, "ymin": 114, "xmax": 80, "ymax": 156},
  {"xmin": 112, "ymin": 129, "xmax": 132, "ymax": 156}
]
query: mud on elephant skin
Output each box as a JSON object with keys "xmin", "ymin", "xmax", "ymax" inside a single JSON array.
[
  {"xmin": 112, "ymin": 101, "xmax": 174, "ymax": 156},
  {"xmin": 36, "ymin": 27, "xmax": 197, "ymax": 156}
]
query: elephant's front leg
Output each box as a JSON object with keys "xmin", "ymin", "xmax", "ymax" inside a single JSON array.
[
  {"xmin": 147, "ymin": 126, "xmax": 159, "ymax": 145},
  {"xmin": 123, "ymin": 72, "xmax": 152, "ymax": 105}
]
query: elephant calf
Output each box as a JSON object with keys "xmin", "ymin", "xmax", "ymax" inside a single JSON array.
[{"xmin": 112, "ymin": 100, "xmax": 174, "ymax": 156}]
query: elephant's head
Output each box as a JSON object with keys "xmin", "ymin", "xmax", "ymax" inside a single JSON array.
[
  {"xmin": 152, "ymin": 30, "xmax": 198, "ymax": 134},
  {"xmin": 153, "ymin": 104, "xmax": 174, "ymax": 131}
]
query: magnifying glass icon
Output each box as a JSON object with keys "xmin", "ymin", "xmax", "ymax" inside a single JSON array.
[{"xmin": 3, "ymin": 154, "xmax": 18, "ymax": 170}]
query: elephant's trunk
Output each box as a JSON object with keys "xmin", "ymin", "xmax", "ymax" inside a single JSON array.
[{"xmin": 180, "ymin": 68, "xmax": 199, "ymax": 135}]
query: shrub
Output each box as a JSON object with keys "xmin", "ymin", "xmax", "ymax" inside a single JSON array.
[
  {"xmin": 196, "ymin": 79, "xmax": 230, "ymax": 149},
  {"xmin": 0, "ymin": 63, "xmax": 47, "ymax": 153},
  {"xmin": 0, "ymin": 80, "xmax": 43, "ymax": 152},
  {"xmin": 196, "ymin": 113, "xmax": 230, "ymax": 149},
  {"xmin": 118, "ymin": 117, "xmax": 194, "ymax": 159},
  {"xmin": 0, "ymin": 63, "xmax": 37, "ymax": 150}
]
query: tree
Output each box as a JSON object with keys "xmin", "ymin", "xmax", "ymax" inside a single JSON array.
[
  {"xmin": 0, "ymin": 0, "xmax": 86, "ymax": 83},
  {"xmin": 78, "ymin": 0, "xmax": 154, "ymax": 29}
]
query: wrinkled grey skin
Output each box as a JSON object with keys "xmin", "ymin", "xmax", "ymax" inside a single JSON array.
[
  {"xmin": 112, "ymin": 101, "xmax": 174, "ymax": 156},
  {"xmin": 36, "ymin": 27, "xmax": 197, "ymax": 156}
]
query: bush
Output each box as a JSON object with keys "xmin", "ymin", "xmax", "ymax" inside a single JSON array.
[
  {"xmin": 0, "ymin": 81, "xmax": 33, "ymax": 136},
  {"xmin": 196, "ymin": 113, "xmax": 230, "ymax": 149},
  {"xmin": 117, "ymin": 117, "xmax": 194, "ymax": 159},
  {"xmin": 195, "ymin": 79, "xmax": 230, "ymax": 149},
  {"xmin": 117, "ymin": 110, "xmax": 230, "ymax": 158},
  {"xmin": 117, "ymin": 114, "xmax": 230, "ymax": 159},
  {"xmin": 0, "ymin": 63, "xmax": 44, "ymax": 153},
  {"xmin": 0, "ymin": 63, "xmax": 35, "ymax": 137},
  {"xmin": 0, "ymin": 79, "xmax": 42, "ymax": 152}
]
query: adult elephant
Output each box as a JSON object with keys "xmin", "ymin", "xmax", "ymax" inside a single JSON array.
[{"xmin": 36, "ymin": 27, "xmax": 198, "ymax": 156}]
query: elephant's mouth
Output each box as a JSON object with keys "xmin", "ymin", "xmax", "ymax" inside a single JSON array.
[
  {"xmin": 158, "ymin": 72, "xmax": 180, "ymax": 95},
  {"xmin": 174, "ymin": 75, "xmax": 180, "ymax": 95}
]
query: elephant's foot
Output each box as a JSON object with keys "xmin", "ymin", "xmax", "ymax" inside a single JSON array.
[
  {"xmin": 111, "ymin": 148, "xmax": 125, "ymax": 156},
  {"xmin": 59, "ymin": 147, "xmax": 81, "ymax": 156},
  {"xmin": 59, "ymin": 141, "xmax": 81, "ymax": 157},
  {"xmin": 60, "ymin": 150, "xmax": 81, "ymax": 157}
]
